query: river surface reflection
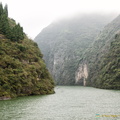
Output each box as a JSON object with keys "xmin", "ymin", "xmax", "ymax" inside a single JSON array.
[{"xmin": 0, "ymin": 86, "xmax": 120, "ymax": 120}]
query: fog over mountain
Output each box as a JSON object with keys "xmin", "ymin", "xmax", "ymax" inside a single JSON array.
[
  {"xmin": 1, "ymin": 0, "xmax": 120, "ymax": 38},
  {"xmin": 35, "ymin": 13, "xmax": 120, "ymax": 89}
]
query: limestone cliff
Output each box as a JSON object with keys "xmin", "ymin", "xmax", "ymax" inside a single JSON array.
[
  {"xmin": 75, "ymin": 63, "xmax": 88, "ymax": 86},
  {"xmin": 35, "ymin": 14, "xmax": 116, "ymax": 85},
  {"xmin": 81, "ymin": 15, "xmax": 120, "ymax": 89}
]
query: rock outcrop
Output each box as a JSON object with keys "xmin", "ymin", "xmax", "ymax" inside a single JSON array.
[
  {"xmin": 75, "ymin": 63, "xmax": 88, "ymax": 86},
  {"xmin": 35, "ymin": 14, "xmax": 116, "ymax": 85}
]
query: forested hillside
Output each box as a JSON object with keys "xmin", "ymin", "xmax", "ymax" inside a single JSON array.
[
  {"xmin": 35, "ymin": 14, "xmax": 116, "ymax": 85},
  {"xmin": 0, "ymin": 4, "xmax": 24, "ymax": 41},
  {"xmin": 95, "ymin": 34, "xmax": 120, "ymax": 89},
  {"xmin": 0, "ymin": 3, "xmax": 54, "ymax": 100},
  {"xmin": 74, "ymin": 15, "xmax": 120, "ymax": 89},
  {"xmin": 35, "ymin": 13, "xmax": 120, "ymax": 89}
]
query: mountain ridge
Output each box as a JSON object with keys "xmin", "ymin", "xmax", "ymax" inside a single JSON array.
[
  {"xmin": 35, "ymin": 13, "xmax": 117, "ymax": 86},
  {"xmin": 0, "ymin": 3, "xmax": 54, "ymax": 100}
]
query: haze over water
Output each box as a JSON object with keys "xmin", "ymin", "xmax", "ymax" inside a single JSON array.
[{"xmin": 0, "ymin": 86, "xmax": 120, "ymax": 120}]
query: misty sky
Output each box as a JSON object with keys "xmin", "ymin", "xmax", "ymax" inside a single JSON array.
[{"xmin": 1, "ymin": 0, "xmax": 120, "ymax": 39}]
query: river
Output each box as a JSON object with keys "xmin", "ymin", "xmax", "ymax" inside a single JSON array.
[{"xmin": 0, "ymin": 86, "xmax": 120, "ymax": 120}]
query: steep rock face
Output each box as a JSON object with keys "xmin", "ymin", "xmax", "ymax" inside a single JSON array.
[
  {"xmin": 90, "ymin": 33, "xmax": 120, "ymax": 89},
  {"xmin": 78, "ymin": 15, "xmax": 120, "ymax": 89},
  {"xmin": 75, "ymin": 62, "xmax": 88, "ymax": 86},
  {"xmin": 96, "ymin": 34, "xmax": 120, "ymax": 89},
  {"xmin": 35, "ymin": 14, "xmax": 115, "ymax": 85}
]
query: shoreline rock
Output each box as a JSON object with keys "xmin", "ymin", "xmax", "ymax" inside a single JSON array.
[{"xmin": 0, "ymin": 96, "xmax": 11, "ymax": 100}]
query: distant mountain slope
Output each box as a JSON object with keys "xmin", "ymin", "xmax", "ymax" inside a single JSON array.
[
  {"xmin": 0, "ymin": 3, "xmax": 54, "ymax": 100},
  {"xmin": 79, "ymin": 15, "xmax": 120, "ymax": 89},
  {"xmin": 35, "ymin": 14, "xmax": 116, "ymax": 85},
  {"xmin": 95, "ymin": 34, "xmax": 120, "ymax": 89}
]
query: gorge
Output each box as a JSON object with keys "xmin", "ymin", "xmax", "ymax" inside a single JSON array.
[{"xmin": 35, "ymin": 13, "xmax": 120, "ymax": 89}]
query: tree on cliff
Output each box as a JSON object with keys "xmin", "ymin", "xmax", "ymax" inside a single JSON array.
[{"xmin": 0, "ymin": 3, "xmax": 24, "ymax": 41}]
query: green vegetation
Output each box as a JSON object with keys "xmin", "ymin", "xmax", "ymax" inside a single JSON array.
[
  {"xmin": 0, "ymin": 3, "xmax": 54, "ymax": 99},
  {"xmin": 35, "ymin": 13, "xmax": 119, "ymax": 89},
  {"xmin": 83, "ymin": 15, "xmax": 120, "ymax": 89},
  {"xmin": 0, "ymin": 3, "xmax": 24, "ymax": 42},
  {"xmin": 86, "ymin": 34, "xmax": 120, "ymax": 89},
  {"xmin": 97, "ymin": 35, "xmax": 120, "ymax": 89},
  {"xmin": 35, "ymin": 14, "xmax": 115, "ymax": 85}
]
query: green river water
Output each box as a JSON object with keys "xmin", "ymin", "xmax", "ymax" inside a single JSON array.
[{"xmin": 0, "ymin": 86, "xmax": 120, "ymax": 120}]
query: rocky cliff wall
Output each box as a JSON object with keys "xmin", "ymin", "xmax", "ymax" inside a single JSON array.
[{"xmin": 75, "ymin": 63, "xmax": 88, "ymax": 86}]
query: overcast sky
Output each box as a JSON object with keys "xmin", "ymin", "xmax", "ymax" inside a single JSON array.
[{"xmin": 1, "ymin": 0, "xmax": 120, "ymax": 39}]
